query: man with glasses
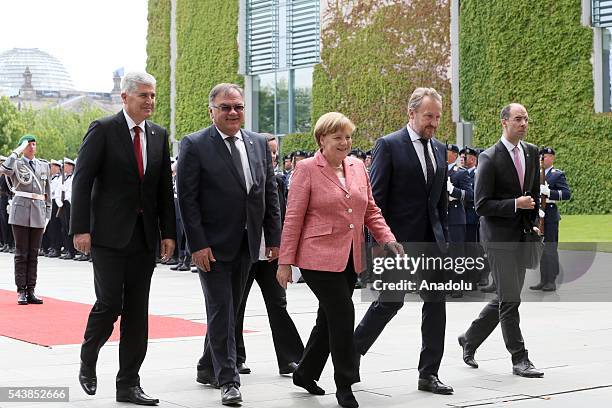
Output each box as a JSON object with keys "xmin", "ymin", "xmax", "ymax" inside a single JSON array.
[
  {"xmin": 458, "ymin": 103, "xmax": 544, "ymax": 378},
  {"xmin": 177, "ymin": 83, "xmax": 281, "ymax": 406}
]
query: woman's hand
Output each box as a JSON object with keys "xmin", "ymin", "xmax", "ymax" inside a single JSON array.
[
  {"xmin": 276, "ymin": 264, "xmax": 293, "ymax": 289},
  {"xmin": 384, "ymin": 241, "xmax": 405, "ymax": 256}
]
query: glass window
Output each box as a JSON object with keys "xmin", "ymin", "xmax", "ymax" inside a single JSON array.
[
  {"xmin": 276, "ymin": 71, "xmax": 290, "ymax": 134},
  {"xmin": 293, "ymin": 66, "xmax": 313, "ymax": 133},
  {"xmin": 256, "ymin": 73, "xmax": 276, "ymax": 134},
  {"xmin": 603, "ymin": 28, "xmax": 612, "ymax": 111}
]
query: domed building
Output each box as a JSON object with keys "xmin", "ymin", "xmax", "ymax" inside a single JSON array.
[{"xmin": 0, "ymin": 48, "xmax": 75, "ymax": 95}]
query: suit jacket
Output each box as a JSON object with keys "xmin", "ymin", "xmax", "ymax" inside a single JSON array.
[
  {"xmin": 0, "ymin": 155, "xmax": 52, "ymax": 228},
  {"xmin": 369, "ymin": 127, "xmax": 448, "ymax": 249},
  {"xmin": 475, "ymin": 139, "xmax": 539, "ymax": 248},
  {"xmin": 544, "ymin": 167, "xmax": 571, "ymax": 224},
  {"xmin": 279, "ymin": 151, "xmax": 395, "ymax": 273},
  {"xmin": 177, "ymin": 125, "xmax": 281, "ymax": 263},
  {"xmin": 70, "ymin": 111, "xmax": 176, "ymax": 250}
]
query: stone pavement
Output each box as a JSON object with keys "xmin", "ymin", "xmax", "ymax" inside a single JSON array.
[{"xmin": 1, "ymin": 250, "xmax": 611, "ymax": 407}]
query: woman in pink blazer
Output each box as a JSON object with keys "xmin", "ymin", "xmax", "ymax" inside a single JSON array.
[{"xmin": 277, "ymin": 112, "xmax": 402, "ymax": 408}]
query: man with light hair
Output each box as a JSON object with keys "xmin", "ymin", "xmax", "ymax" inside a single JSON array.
[
  {"xmin": 354, "ymin": 87, "xmax": 454, "ymax": 394},
  {"xmin": 72, "ymin": 71, "xmax": 176, "ymax": 406}
]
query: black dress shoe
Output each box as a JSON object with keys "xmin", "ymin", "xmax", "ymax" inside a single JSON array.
[
  {"xmin": 74, "ymin": 254, "xmax": 90, "ymax": 261},
  {"xmin": 26, "ymin": 290, "xmax": 43, "ymax": 304},
  {"xmin": 513, "ymin": 360, "xmax": 544, "ymax": 378},
  {"xmin": 529, "ymin": 282, "xmax": 545, "ymax": 290},
  {"xmin": 116, "ymin": 386, "xmax": 159, "ymax": 405},
  {"xmin": 17, "ymin": 290, "xmax": 27, "ymax": 305},
  {"xmin": 164, "ymin": 257, "xmax": 179, "ymax": 265},
  {"xmin": 418, "ymin": 375, "xmax": 454, "ymax": 395},
  {"xmin": 279, "ymin": 361, "xmax": 299, "ymax": 375},
  {"xmin": 542, "ymin": 282, "xmax": 556, "ymax": 292},
  {"xmin": 60, "ymin": 253, "xmax": 75, "ymax": 260},
  {"xmin": 221, "ymin": 383, "xmax": 242, "ymax": 406},
  {"xmin": 177, "ymin": 263, "xmax": 191, "ymax": 271},
  {"xmin": 480, "ymin": 284, "xmax": 496, "ymax": 293},
  {"xmin": 78, "ymin": 362, "xmax": 97, "ymax": 395},
  {"xmin": 237, "ymin": 362, "xmax": 251, "ymax": 374},
  {"xmin": 47, "ymin": 249, "xmax": 60, "ymax": 258},
  {"xmin": 196, "ymin": 367, "xmax": 220, "ymax": 388},
  {"xmin": 292, "ymin": 370, "xmax": 325, "ymax": 395},
  {"xmin": 458, "ymin": 334, "xmax": 478, "ymax": 368},
  {"xmin": 336, "ymin": 385, "xmax": 359, "ymax": 408},
  {"xmin": 169, "ymin": 262, "xmax": 183, "ymax": 271}
]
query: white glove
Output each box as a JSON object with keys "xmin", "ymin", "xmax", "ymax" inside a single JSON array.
[
  {"xmin": 55, "ymin": 198, "xmax": 63, "ymax": 208},
  {"xmin": 43, "ymin": 218, "xmax": 50, "ymax": 233},
  {"xmin": 538, "ymin": 209, "xmax": 545, "ymax": 219},
  {"xmin": 13, "ymin": 140, "xmax": 29, "ymax": 155},
  {"xmin": 446, "ymin": 177, "xmax": 454, "ymax": 194},
  {"xmin": 540, "ymin": 182, "xmax": 550, "ymax": 197}
]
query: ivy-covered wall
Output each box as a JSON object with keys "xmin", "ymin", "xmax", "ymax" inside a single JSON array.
[
  {"xmin": 312, "ymin": 0, "xmax": 453, "ymax": 150},
  {"xmin": 460, "ymin": 0, "xmax": 611, "ymax": 214},
  {"xmin": 146, "ymin": 0, "xmax": 171, "ymax": 130},
  {"xmin": 174, "ymin": 0, "xmax": 242, "ymax": 137}
]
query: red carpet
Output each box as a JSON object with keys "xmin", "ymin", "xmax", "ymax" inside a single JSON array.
[{"xmin": 0, "ymin": 289, "xmax": 214, "ymax": 347}]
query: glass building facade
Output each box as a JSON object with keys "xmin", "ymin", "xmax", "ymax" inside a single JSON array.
[{"xmin": 241, "ymin": 0, "xmax": 320, "ymax": 135}]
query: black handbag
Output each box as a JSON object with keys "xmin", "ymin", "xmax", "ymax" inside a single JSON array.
[{"xmin": 522, "ymin": 229, "xmax": 544, "ymax": 269}]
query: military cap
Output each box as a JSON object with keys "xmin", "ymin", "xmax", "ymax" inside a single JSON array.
[
  {"xmin": 365, "ymin": 149, "xmax": 372, "ymax": 157},
  {"xmin": 63, "ymin": 157, "xmax": 76, "ymax": 166},
  {"xmin": 350, "ymin": 148, "xmax": 366, "ymax": 160},
  {"xmin": 447, "ymin": 144, "xmax": 460, "ymax": 153},
  {"xmin": 460, "ymin": 146, "xmax": 478, "ymax": 156},
  {"xmin": 17, "ymin": 134, "xmax": 37, "ymax": 146},
  {"xmin": 292, "ymin": 150, "xmax": 307, "ymax": 158},
  {"xmin": 50, "ymin": 159, "xmax": 61, "ymax": 166},
  {"xmin": 539, "ymin": 147, "xmax": 555, "ymax": 155}
]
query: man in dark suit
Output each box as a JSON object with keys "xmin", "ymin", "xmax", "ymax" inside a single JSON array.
[
  {"xmin": 177, "ymin": 83, "xmax": 281, "ymax": 406},
  {"xmin": 530, "ymin": 147, "xmax": 571, "ymax": 292},
  {"xmin": 458, "ymin": 103, "xmax": 544, "ymax": 378},
  {"xmin": 234, "ymin": 134, "xmax": 303, "ymax": 377},
  {"xmin": 71, "ymin": 71, "xmax": 176, "ymax": 405},
  {"xmin": 353, "ymin": 87, "xmax": 453, "ymax": 394}
]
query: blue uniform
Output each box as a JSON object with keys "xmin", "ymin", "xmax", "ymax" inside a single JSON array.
[
  {"xmin": 447, "ymin": 165, "xmax": 473, "ymax": 292},
  {"xmin": 540, "ymin": 167, "xmax": 571, "ymax": 285}
]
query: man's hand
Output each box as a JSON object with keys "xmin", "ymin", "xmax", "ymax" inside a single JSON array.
[
  {"xmin": 533, "ymin": 226, "xmax": 542, "ymax": 236},
  {"xmin": 74, "ymin": 233, "xmax": 92, "ymax": 255},
  {"xmin": 516, "ymin": 195, "xmax": 535, "ymax": 210},
  {"xmin": 13, "ymin": 140, "xmax": 29, "ymax": 156},
  {"xmin": 160, "ymin": 239, "xmax": 176, "ymax": 262},
  {"xmin": 266, "ymin": 246, "xmax": 279, "ymax": 262},
  {"xmin": 192, "ymin": 247, "xmax": 216, "ymax": 272},
  {"xmin": 540, "ymin": 182, "xmax": 550, "ymax": 197},
  {"xmin": 276, "ymin": 264, "xmax": 293, "ymax": 289},
  {"xmin": 538, "ymin": 209, "xmax": 545, "ymax": 219},
  {"xmin": 446, "ymin": 178, "xmax": 454, "ymax": 194}
]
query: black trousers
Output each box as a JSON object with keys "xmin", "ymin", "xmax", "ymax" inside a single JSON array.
[
  {"xmin": 296, "ymin": 263, "xmax": 359, "ymax": 388},
  {"xmin": 0, "ymin": 195, "xmax": 11, "ymax": 245},
  {"xmin": 540, "ymin": 221, "xmax": 559, "ymax": 284},
  {"xmin": 197, "ymin": 232, "xmax": 252, "ymax": 387},
  {"xmin": 45, "ymin": 202, "xmax": 62, "ymax": 251},
  {"xmin": 80, "ymin": 216, "xmax": 155, "ymax": 388},
  {"xmin": 462, "ymin": 247, "xmax": 527, "ymax": 364},
  {"xmin": 12, "ymin": 225, "xmax": 43, "ymax": 290},
  {"xmin": 235, "ymin": 259, "xmax": 304, "ymax": 368},
  {"xmin": 60, "ymin": 201, "xmax": 75, "ymax": 255}
]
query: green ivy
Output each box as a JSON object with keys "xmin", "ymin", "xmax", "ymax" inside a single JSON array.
[
  {"xmin": 146, "ymin": 0, "xmax": 171, "ymax": 130},
  {"xmin": 279, "ymin": 133, "xmax": 317, "ymax": 157},
  {"xmin": 174, "ymin": 0, "xmax": 242, "ymax": 138},
  {"xmin": 460, "ymin": 0, "xmax": 612, "ymax": 214}
]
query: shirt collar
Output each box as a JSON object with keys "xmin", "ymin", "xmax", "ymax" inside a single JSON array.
[
  {"xmin": 123, "ymin": 109, "xmax": 145, "ymax": 133},
  {"xmin": 406, "ymin": 124, "xmax": 423, "ymax": 142},
  {"xmin": 545, "ymin": 166, "xmax": 553, "ymax": 175},
  {"xmin": 216, "ymin": 126, "xmax": 242, "ymax": 141},
  {"xmin": 500, "ymin": 135, "xmax": 522, "ymax": 153}
]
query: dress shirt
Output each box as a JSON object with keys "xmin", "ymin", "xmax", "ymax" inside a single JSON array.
[
  {"xmin": 500, "ymin": 136, "xmax": 526, "ymax": 212},
  {"xmin": 406, "ymin": 124, "xmax": 437, "ymax": 183},
  {"xmin": 123, "ymin": 109, "xmax": 147, "ymax": 173},
  {"xmin": 217, "ymin": 127, "xmax": 253, "ymax": 193}
]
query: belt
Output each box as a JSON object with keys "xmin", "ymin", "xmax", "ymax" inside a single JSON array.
[{"xmin": 13, "ymin": 191, "xmax": 46, "ymax": 201}]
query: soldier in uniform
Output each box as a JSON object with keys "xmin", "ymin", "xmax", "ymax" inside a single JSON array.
[
  {"xmin": 0, "ymin": 135, "xmax": 51, "ymax": 304},
  {"xmin": 0, "ymin": 155, "xmax": 7, "ymax": 250},
  {"xmin": 59, "ymin": 158, "xmax": 77, "ymax": 260},
  {"xmin": 446, "ymin": 144, "xmax": 473, "ymax": 297},
  {"xmin": 529, "ymin": 147, "xmax": 571, "ymax": 291},
  {"xmin": 44, "ymin": 159, "xmax": 63, "ymax": 258}
]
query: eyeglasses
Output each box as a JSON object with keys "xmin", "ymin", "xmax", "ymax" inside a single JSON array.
[{"xmin": 210, "ymin": 104, "xmax": 245, "ymax": 113}]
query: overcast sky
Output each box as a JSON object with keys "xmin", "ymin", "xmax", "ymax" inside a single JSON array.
[{"xmin": 0, "ymin": 0, "xmax": 148, "ymax": 92}]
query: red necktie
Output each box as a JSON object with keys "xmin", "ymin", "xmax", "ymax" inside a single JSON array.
[{"xmin": 133, "ymin": 126, "xmax": 144, "ymax": 180}]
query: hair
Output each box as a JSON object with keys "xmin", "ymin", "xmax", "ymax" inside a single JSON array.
[
  {"xmin": 500, "ymin": 104, "xmax": 513, "ymax": 120},
  {"xmin": 120, "ymin": 72, "xmax": 156, "ymax": 93},
  {"xmin": 208, "ymin": 83, "xmax": 244, "ymax": 105},
  {"xmin": 313, "ymin": 112, "xmax": 356, "ymax": 147},
  {"xmin": 261, "ymin": 133, "xmax": 276, "ymax": 142},
  {"xmin": 407, "ymin": 87, "xmax": 442, "ymax": 112}
]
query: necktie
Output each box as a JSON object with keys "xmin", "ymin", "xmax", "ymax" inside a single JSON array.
[
  {"xmin": 29, "ymin": 160, "xmax": 36, "ymax": 172},
  {"xmin": 227, "ymin": 136, "xmax": 247, "ymax": 190},
  {"xmin": 419, "ymin": 138, "xmax": 434, "ymax": 191},
  {"xmin": 133, "ymin": 126, "xmax": 144, "ymax": 180},
  {"xmin": 512, "ymin": 145, "xmax": 524, "ymax": 191}
]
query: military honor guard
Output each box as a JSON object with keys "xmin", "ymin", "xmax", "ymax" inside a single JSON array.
[
  {"xmin": 59, "ymin": 158, "xmax": 77, "ymax": 260},
  {"xmin": 0, "ymin": 135, "xmax": 52, "ymax": 304},
  {"xmin": 43, "ymin": 159, "xmax": 63, "ymax": 258},
  {"xmin": 530, "ymin": 147, "xmax": 571, "ymax": 291}
]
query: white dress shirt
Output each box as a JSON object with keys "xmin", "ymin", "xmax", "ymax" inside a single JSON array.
[
  {"xmin": 217, "ymin": 127, "xmax": 253, "ymax": 193},
  {"xmin": 123, "ymin": 109, "xmax": 147, "ymax": 173},
  {"xmin": 406, "ymin": 124, "xmax": 437, "ymax": 183}
]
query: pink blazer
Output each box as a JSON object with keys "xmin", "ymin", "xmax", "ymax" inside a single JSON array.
[{"xmin": 279, "ymin": 151, "xmax": 395, "ymax": 273}]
